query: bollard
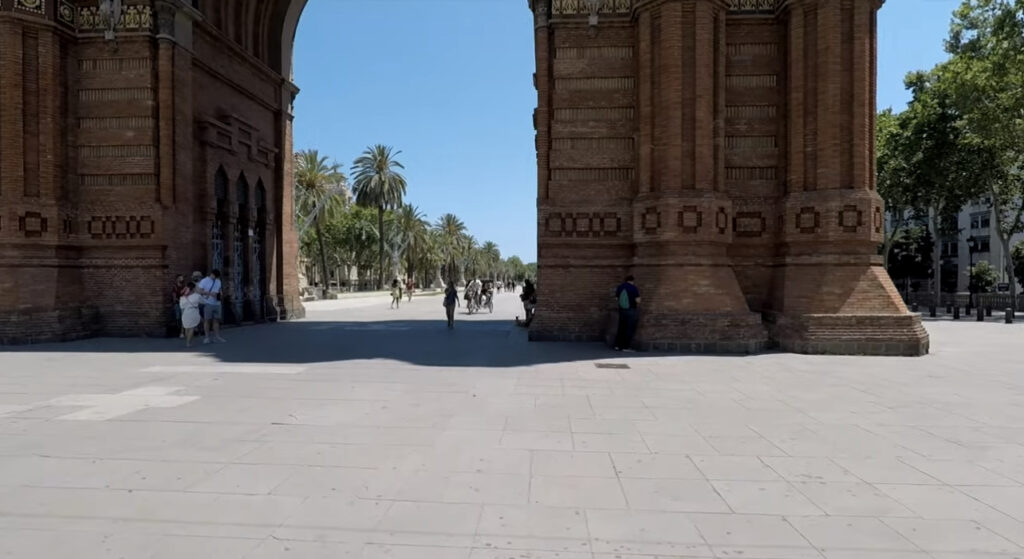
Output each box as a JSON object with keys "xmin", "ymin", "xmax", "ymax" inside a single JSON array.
[
  {"xmin": 953, "ymin": 306, "xmax": 961, "ymax": 320},
  {"xmin": 929, "ymin": 305, "xmax": 937, "ymax": 318},
  {"xmin": 966, "ymin": 303, "xmax": 973, "ymax": 315},
  {"xmin": 1006, "ymin": 308, "xmax": 1014, "ymax": 324},
  {"xmin": 911, "ymin": 302, "xmax": 919, "ymax": 313},
  {"xmin": 977, "ymin": 305, "xmax": 984, "ymax": 321},
  {"xmin": 946, "ymin": 303, "xmax": 953, "ymax": 314},
  {"xmin": 986, "ymin": 306, "xmax": 992, "ymax": 317}
]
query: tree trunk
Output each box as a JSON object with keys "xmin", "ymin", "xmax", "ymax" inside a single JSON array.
[
  {"xmin": 930, "ymin": 207, "xmax": 942, "ymax": 308},
  {"xmin": 315, "ymin": 220, "xmax": 330, "ymax": 298},
  {"xmin": 377, "ymin": 206, "xmax": 385, "ymax": 290},
  {"xmin": 882, "ymin": 210, "xmax": 905, "ymax": 270},
  {"xmin": 998, "ymin": 235, "xmax": 1017, "ymax": 310}
]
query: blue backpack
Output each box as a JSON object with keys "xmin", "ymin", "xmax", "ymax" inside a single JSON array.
[{"xmin": 618, "ymin": 288, "xmax": 631, "ymax": 309}]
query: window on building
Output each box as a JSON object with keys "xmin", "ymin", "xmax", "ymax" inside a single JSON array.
[
  {"xmin": 941, "ymin": 240, "xmax": 960, "ymax": 258},
  {"xmin": 979, "ymin": 236, "xmax": 991, "ymax": 253},
  {"xmin": 971, "ymin": 213, "xmax": 991, "ymax": 230}
]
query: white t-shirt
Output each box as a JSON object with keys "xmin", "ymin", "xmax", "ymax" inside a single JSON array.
[{"xmin": 197, "ymin": 276, "xmax": 222, "ymax": 306}]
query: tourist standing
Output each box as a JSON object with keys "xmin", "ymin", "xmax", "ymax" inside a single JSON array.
[
  {"xmin": 198, "ymin": 269, "xmax": 225, "ymax": 344},
  {"xmin": 191, "ymin": 270, "xmax": 205, "ymax": 336},
  {"xmin": 179, "ymin": 282, "xmax": 203, "ymax": 348},
  {"xmin": 614, "ymin": 275, "xmax": 641, "ymax": 352},
  {"xmin": 391, "ymin": 279, "xmax": 403, "ymax": 309},
  {"xmin": 171, "ymin": 274, "xmax": 187, "ymax": 338},
  {"xmin": 443, "ymin": 281, "xmax": 460, "ymax": 329}
]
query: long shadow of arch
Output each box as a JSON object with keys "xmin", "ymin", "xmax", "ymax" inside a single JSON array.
[{"xmin": 0, "ymin": 317, "xmax": 628, "ymax": 368}]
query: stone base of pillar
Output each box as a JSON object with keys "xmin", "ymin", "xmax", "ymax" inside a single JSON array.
[
  {"xmin": 768, "ymin": 312, "xmax": 929, "ymax": 356},
  {"xmin": 0, "ymin": 306, "xmax": 101, "ymax": 345},
  {"xmin": 627, "ymin": 309, "xmax": 769, "ymax": 354}
]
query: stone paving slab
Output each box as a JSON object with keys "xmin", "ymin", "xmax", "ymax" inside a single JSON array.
[{"xmin": 1, "ymin": 294, "xmax": 1024, "ymax": 557}]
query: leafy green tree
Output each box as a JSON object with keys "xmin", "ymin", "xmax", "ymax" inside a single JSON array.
[
  {"xmin": 899, "ymin": 68, "xmax": 990, "ymax": 304},
  {"xmin": 971, "ymin": 260, "xmax": 1000, "ymax": 293},
  {"xmin": 351, "ymin": 145, "xmax": 408, "ymax": 290},
  {"xmin": 1012, "ymin": 240, "xmax": 1024, "ymax": 290},
  {"xmin": 294, "ymin": 150, "xmax": 347, "ymax": 291},
  {"xmin": 877, "ymin": 108, "xmax": 924, "ymax": 268},
  {"xmin": 888, "ymin": 225, "xmax": 935, "ymax": 293},
  {"xmin": 944, "ymin": 0, "xmax": 1024, "ymax": 307},
  {"xmin": 504, "ymin": 256, "xmax": 526, "ymax": 282}
]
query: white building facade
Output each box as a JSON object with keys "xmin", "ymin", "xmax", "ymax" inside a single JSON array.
[{"xmin": 940, "ymin": 198, "xmax": 1024, "ymax": 293}]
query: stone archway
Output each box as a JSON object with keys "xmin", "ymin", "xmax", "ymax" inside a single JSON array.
[{"xmin": 0, "ymin": 0, "xmax": 927, "ymax": 355}]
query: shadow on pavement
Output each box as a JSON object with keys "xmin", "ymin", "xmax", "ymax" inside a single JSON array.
[{"xmin": 0, "ymin": 317, "xmax": 636, "ymax": 368}]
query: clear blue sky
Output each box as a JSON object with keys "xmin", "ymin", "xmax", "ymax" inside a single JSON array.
[{"xmin": 293, "ymin": 0, "xmax": 962, "ymax": 263}]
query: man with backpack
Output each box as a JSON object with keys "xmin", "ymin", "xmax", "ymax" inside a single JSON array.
[{"xmin": 614, "ymin": 275, "xmax": 640, "ymax": 352}]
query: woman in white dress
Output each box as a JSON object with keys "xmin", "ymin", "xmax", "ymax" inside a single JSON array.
[{"xmin": 179, "ymin": 282, "xmax": 203, "ymax": 347}]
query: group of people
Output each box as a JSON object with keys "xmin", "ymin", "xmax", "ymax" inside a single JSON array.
[
  {"xmin": 169, "ymin": 269, "xmax": 641, "ymax": 352},
  {"xmin": 171, "ymin": 270, "xmax": 226, "ymax": 347},
  {"xmin": 389, "ymin": 278, "xmax": 418, "ymax": 309}
]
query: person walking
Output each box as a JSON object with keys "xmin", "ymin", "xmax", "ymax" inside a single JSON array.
[
  {"xmin": 443, "ymin": 280, "xmax": 460, "ymax": 329},
  {"xmin": 520, "ymin": 279, "xmax": 537, "ymax": 322},
  {"xmin": 614, "ymin": 275, "xmax": 641, "ymax": 352},
  {"xmin": 171, "ymin": 274, "xmax": 188, "ymax": 338},
  {"xmin": 406, "ymin": 277, "xmax": 415, "ymax": 303},
  {"xmin": 179, "ymin": 282, "xmax": 203, "ymax": 348},
  {"xmin": 197, "ymin": 269, "xmax": 225, "ymax": 344},
  {"xmin": 390, "ymin": 279, "xmax": 403, "ymax": 309}
]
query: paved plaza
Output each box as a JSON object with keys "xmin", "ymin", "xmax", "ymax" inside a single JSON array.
[{"xmin": 1, "ymin": 293, "xmax": 1024, "ymax": 558}]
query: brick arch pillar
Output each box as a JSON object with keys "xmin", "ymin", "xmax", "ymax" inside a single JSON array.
[
  {"xmin": 770, "ymin": 0, "xmax": 928, "ymax": 355},
  {"xmin": 631, "ymin": 0, "xmax": 767, "ymax": 352}
]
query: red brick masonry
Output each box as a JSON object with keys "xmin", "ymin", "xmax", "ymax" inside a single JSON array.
[
  {"xmin": 0, "ymin": 0, "xmax": 925, "ymax": 355},
  {"xmin": 528, "ymin": 0, "xmax": 927, "ymax": 355}
]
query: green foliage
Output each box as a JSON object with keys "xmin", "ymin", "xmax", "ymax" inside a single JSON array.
[
  {"xmin": 296, "ymin": 148, "xmax": 530, "ymax": 292},
  {"xmin": 294, "ymin": 150, "xmax": 348, "ymax": 288},
  {"xmin": 351, "ymin": 145, "xmax": 408, "ymax": 289},
  {"xmin": 1012, "ymin": 240, "xmax": 1024, "ymax": 287},
  {"xmin": 970, "ymin": 260, "xmax": 1000, "ymax": 293},
  {"xmin": 942, "ymin": 0, "xmax": 1024, "ymax": 303},
  {"xmin": 887, "ymin": 226, "xmax": 935, "ymax": 284},
  {"xmin": 435, "ymin": 213, "xmax": 467, "ymax": 282}
]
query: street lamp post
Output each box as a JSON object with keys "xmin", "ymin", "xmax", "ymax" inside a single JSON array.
[{"xmin": 967, "ymin": 236, "xmax": 978, "ymax": 311}]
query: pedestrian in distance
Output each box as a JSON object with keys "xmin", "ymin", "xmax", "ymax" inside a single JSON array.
[
  {"xmin": 406, "ymin": 277, "xmax": 415, "ymax": 302},
  {"xmin": 443, "ymin": 280, "xmax": 460, "ymax": 329},
  {"xmin": 197, "ymin": 269, "xmax": 225, "ymax": 344},
  {"xmin": 390, "ymin": 279, "xmax": 403, "ymax": 309},
  {"xmin": 614, "ymin": 275, "xmax": 641, "ymax": 352},
  {"xmin": 171, "ymin": 274, "xmax": 188, "ymax": 338},
  {"xmin": 179, "ymin": 282, "xmax": 203, "ymax": 348}
]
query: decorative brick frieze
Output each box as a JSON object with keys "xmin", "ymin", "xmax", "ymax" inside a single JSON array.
[
  {"xmin": 87, "ymin": 215, "xmax": 155, "ymax": 240},
  {"xmin": 552, "ymin": 0, "xmax": 632, "ymax": 15}
]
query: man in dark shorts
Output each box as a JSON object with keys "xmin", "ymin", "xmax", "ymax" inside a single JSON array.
[{"xmin": 614, "ymin": 275, "xmax": 640, "ymax": 352}]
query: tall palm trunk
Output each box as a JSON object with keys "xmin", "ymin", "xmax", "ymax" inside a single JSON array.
[
  {"xmin": 377, "ymin": 206, "xmax": 385, "ymax": 290},
  {"xmin": 315, "ymin": 219, "xmax": 330, "ymax": 297}
]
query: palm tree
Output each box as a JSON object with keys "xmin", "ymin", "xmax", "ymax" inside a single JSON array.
[
  {"xmin": 294, "ymin": 150, "xmax": 347, "ymax": 292},
  {"xmin": 435, "ymin": 213, "xmax": 467, "ymax": 283},
  {"xmin": 416, "ymin": 229, "xmax": 443, "ymax": 287},
  {"xmin": 396, "ymin": 204, "xmax": 429, "ymax": 283},
  {"xmin": 351, "ymin": 145, "xmax": 407, "ymax": 289},
  {"xmin": 462, "ymin": 235, "xmax": 479, "ymax": 282},
  {"xmin": 480, "ymin": 241, "xmax": 501, "ymax": 278}
]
